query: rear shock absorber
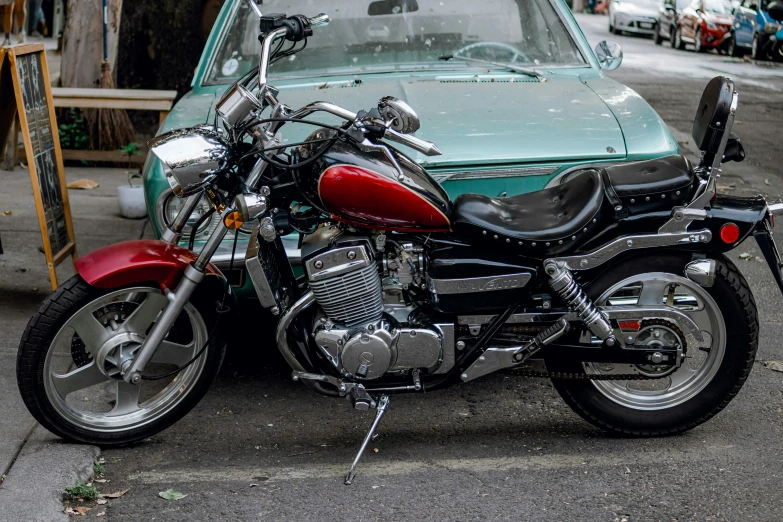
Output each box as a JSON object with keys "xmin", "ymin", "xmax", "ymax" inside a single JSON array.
[{"xmin": 544, "ymin": 260, "xmax": 616, "ymax": 346}]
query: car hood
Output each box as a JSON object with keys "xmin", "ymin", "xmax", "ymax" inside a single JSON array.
[{"xmin": 262, "ymin": 73, "xmax": 627, "ymax": 167}]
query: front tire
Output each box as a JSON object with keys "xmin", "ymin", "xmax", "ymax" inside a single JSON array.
[
  {"xmin": 654, "ymin": 23, "xmax": 664, "ymax": 45},
  {"xmin": 545, "ymin": 254, "xmax": 757, "ymax": 436},
  {"xmin": 17, "ymin": 276, "xmax": 227, "ymax": 445}
]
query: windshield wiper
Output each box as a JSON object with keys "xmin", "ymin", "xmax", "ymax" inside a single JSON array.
[{"xmin": 439, "ymin": 55, "xmax": 545, "ymax": 82}]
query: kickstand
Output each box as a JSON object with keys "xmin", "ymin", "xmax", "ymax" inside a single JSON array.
[{"xmin": 344, "ymin": 395, "xmax": 390, "ymax": 485}]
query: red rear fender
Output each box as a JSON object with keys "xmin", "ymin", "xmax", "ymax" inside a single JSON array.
[{"xmin": 75, "ymin": 240, "xmax": 224, "ymax": 291}]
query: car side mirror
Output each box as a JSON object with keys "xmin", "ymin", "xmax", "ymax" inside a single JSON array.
[{"xmin": 595, "ymin": 40, "xmax": 623, "ymax": 71}]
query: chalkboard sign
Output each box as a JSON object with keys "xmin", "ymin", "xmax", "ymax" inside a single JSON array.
[{"xmin": 0, "ymin": 45, "xmax": 76, "ymax": 289}]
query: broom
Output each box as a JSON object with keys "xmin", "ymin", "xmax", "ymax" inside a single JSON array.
[{"xmin": 87, "ymin": 0, "xmax": 135, "ymax": 151}]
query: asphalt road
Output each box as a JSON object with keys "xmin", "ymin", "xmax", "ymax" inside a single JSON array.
[{"xmin": 40, "ymin": 14, "xmax": 783, "ymax": 522}]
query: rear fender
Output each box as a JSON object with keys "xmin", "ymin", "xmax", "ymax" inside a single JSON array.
[{"xmin": 75, "ymin": 240, "xmax": 224, "ymax": 291}]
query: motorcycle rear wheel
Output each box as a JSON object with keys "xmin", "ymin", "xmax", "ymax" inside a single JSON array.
[
  {"xmin": 545, "ymin": 253, "xmax": 757, "ymax": 436},
  {"xmin": 17, "ymin": 275, "xmax": 227, "ymax": 445}
]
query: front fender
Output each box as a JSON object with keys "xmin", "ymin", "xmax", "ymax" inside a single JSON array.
[{"xmin": 75, "ymin": 240, "xmax": 224, "ymax": 291}]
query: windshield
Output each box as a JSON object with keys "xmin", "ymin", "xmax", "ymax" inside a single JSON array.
[
  {"xmin": 205, "ymin": 0, "xmax": 586, "ymax": 85},
  {"xmin": 704, "ymin": 0, "xmax": 733, "ymax": 13}
]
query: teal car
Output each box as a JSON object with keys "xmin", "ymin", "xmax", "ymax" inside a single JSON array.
[{"xmin": 144, "ymin": 0, "xmax": 678, "ymax": 297}]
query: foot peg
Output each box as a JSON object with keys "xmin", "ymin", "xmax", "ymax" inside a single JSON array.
[
  {"xmin": 348, "ymin": 384, "xmax": 375, "ymax": 411},
  {"xmin": 513, "ymin": 318, "xmax": 570, "ymax": 363},
  {"xmin": 345, "ymin": 395, "xmax": 389, "ymax": 485}
]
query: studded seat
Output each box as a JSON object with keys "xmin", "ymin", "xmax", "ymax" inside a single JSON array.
[{"xmin": 452, "ymin": 169, "xmax": 606, "ymax": 257}]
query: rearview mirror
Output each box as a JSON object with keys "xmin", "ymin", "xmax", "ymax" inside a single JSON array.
[
  {"xmin": 378, "ymin": 97, "xmax": 420, "ymax": 134},
  {"xmin": 595, "ymin": 40, "xmax": 623, "ymax": 71}
]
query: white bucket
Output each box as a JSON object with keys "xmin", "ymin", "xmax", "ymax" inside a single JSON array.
[{"xmin": 117, "ymin": 185, "xmax": 148, "ymax": 219}]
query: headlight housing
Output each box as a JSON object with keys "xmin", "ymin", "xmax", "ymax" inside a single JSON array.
[
  {"xmin": 157, "ymin": 190, "xmax": 259, "ymax": 242},
  {"xmin": 149, "ymin": 126, "xmax": 233, "ymax": 197}
]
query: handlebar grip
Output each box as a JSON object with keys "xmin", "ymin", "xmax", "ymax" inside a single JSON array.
[
  {"xmin": 308, "ymin": 13, "xmax": 330, "ymax": 28},
  {"xmin": 384, "ymin": 130, "xmax": 442, "ymax": 157}
]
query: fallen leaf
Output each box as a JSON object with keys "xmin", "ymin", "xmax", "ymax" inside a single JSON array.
[
  {"xmin": 96, "ymin": 499, "xmax": 108, "ymax": 505},
  {"xmin": 249, "ymin": 484, "xmax": 258, "ymax": 488},
  {"xmin": 159, "ymin": 488, "xmax": 187, "ymax": 500},
  {"xmin": 96, "ymin": 513, "xmax": 106, "ymax": 517},
  {"xmin": 66, "ymin": 179, "xmax": 99, "ymax": 190},
  {"xmin": 764, "ymin": 360, "xmax": 783, "ymax": 372},
  {"xmin": 373, "ymin": 448, "xmax": 379, "ymax": 453},
  {"xmin": 2, "ymin": 210, "xmax": 11, "ymax": 216},
  {"xmin": 765, "ymin": 179, "xmax": 771, "ymax": 186},
  {"xmin": 72, "ymin": 506, "xmax": 92, "ymax": 515},
  {"xmin": 94, "ymin": 478, "xmax": 107, "ymax": 483},
  {"xmin": 99, "ymin": 488, "xmax": 130, "ymax": 499},
  {"xmin": 739, "ymin": 252, "xmax": 751, "ymax": 260}
]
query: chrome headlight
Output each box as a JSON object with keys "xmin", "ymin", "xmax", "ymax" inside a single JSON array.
[{"xmin": 149, "ymin": 126, "xmax": 233, "ymax": 197}]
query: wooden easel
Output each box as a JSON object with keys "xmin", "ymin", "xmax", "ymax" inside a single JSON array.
[{"xmin": 1, "ymin": 44, "xmax": 77, "ymax": 289}]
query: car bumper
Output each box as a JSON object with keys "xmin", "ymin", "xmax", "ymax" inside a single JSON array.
[
  {"xmin": 701, "ymin": 25, "xmax": 732, "ymax": 47},
  {"xmin": 614, "ymin": 14, "xmax": 657, "ymax": 34}
]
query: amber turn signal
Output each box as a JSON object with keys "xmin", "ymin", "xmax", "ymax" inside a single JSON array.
[{"xmin": 224, "ymin": 211, "xmax": 245, "ymax": 230}]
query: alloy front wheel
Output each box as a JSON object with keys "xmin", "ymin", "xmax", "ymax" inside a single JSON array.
[{"xmin": 17, "ymin": 276, "xmax": 227, "ymax": 445}]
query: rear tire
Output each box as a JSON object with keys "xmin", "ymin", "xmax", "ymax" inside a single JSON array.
[
  {"xmin": 17, "ymin": 276, "xmax": 228, "ymax": 446},
  {"xmin": 545, "ymin": 254, "xmax": 757, "ymax": 436}
]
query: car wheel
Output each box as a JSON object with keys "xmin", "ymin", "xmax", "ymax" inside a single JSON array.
[
  {"xmin": 609, "ymin": 17, "xmax": 617, "ymax": 34},
  {"xmin": 694, "ymin": 28, "xmax": 705, "ymax": 52},
  {"xmin": 727, "ymin": 33, "xmax": 743, "ymax": 57},
  {"xmin": 752, "ymin": 33, "xmax": 764, "ymax": 60},
  {"xmin": 673, "ymin": 26, "xmax": 686, "ymax": 50},
  {"xmin": 654, "ymin": 23, "xmax": 664, "ymax": 44}
]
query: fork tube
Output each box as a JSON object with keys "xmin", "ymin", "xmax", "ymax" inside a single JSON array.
[
  {"xmin": 161, "ymin": 193, "xmax": 203, "ymax": 244},
  {"xmin": 123, "ymin": 209, "xmax": 233, "ymax": 384}
]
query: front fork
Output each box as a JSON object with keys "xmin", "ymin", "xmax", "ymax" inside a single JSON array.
[{"xmin": 122, "ymin": 204, "xmax": 233, "ymax": 384}]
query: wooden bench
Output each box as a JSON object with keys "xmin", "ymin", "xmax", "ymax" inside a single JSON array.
[{"xmin": 9, "ymin": 87, "xmax": 178, "ymax": 165}]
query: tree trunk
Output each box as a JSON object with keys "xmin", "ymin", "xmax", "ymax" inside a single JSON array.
[
  {"xmin": 117, "ymin": 0, "xmax": 212, "ymax": 94},
  {"xmin": 60, "ymin": 0, "xmax": 123, "ymax": 88}
]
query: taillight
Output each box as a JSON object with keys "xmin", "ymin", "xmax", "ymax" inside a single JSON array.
[{"xmin": 720, "ymin": 223, "xmax": 740, "ymax": 244}]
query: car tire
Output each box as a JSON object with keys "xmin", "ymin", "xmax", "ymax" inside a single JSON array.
[
  {"xmin": 727, "ymin": 33, "xmax": 743, "ymax": 57},
  {"xmin": 695, "ymin": 28, "xmax": 705, "ymax": 52},
  {"xmin": 654, "ymin": 23, "xmax": 664, "ymax": 44},
  {"xmin": 609, "ymin": 17, "xmax": 617, "ymax": 34},
  {"xmin": 752, "ymin": 33, "xmax": 764, "ymax": 60},
  {"xmin": 673, "ymin": 26, "xmax": 686, "ymax": 49}
]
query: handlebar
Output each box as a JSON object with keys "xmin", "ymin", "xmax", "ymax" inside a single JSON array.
[{"xmin": 288, "ymin": 102, "xmax": 441, "ymax": 157}]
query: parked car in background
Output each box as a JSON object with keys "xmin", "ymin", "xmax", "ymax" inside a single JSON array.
[
  {"xmin": 609, "ymin": 0, "xmax": 662, "ymax": 36},
  {"xmin": 671, "ymin": 0, "xmax": 734, "ymax": 51},
  {"xmin": 143, "ymin": 0, "xmax": 679, "ymax": 297},
  {"xmin": 655, "ymin": 0, "xmax": 691, "ymax": 44},
  {"xmin": 727, "ymin": 0, "xmax": 783, "ymax": 58}
]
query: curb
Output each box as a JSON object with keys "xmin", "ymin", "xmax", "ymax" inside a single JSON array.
[{"xmin": 0, "ymin": 425, "xmax": 100, "ymax": 522}]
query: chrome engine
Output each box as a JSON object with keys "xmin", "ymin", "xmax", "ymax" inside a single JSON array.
[{"xmin": 302, "ymin": 227, "xmax": 454, "ymax": 380}]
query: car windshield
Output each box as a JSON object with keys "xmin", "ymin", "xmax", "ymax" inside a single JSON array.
[
  {"xmin": 205, "ymin": 0, "xmax": 586, "ymax": 85},
  {"xmin": 703, "ymin": 0, "xmax": 733, "ymax": 13}
]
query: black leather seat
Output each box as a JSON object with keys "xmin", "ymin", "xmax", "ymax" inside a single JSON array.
[
  {"xmin": 602, "ymin": 155, "xmax": 694, "ymax": 215},
  {"xmin": 452, "ymin": 169, "xmax": 606, "ymax": 256}
]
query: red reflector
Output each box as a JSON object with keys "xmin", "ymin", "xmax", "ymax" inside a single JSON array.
[
  {"xmin": 618, "ymin": 320, "xmax": 641, "ymax": 332},
  {"xmin": 772, "ymin": 214, "xmax": 776, "ymax": 228},
  {"xmin": 720, "ymin": 223, "xmax": 740, "ymax": 244}
]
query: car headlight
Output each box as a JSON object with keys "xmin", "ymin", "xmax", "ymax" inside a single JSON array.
[
  {"xmin": 160, "ymin": 191, "xmax": 219, "ymax": 239},
  {"xmin": 157, "ymin": 190, "xmax": 259, "ymax": 242},
  {"xmin": 765, "ymin": 22, "xmax": 782, "ymax": 33}
]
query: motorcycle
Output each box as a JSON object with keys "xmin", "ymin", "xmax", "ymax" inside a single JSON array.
[{"xmin": 17, "ymin": 2, "xmax": 783, "ymax": 485}]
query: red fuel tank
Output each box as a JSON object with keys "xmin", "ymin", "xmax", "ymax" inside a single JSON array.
[{"xmin": 298, "ymin": 137, "xmax": 452, "ymax": 233}]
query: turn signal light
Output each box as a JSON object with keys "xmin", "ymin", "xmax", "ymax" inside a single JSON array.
[
  {"xmin": 224, "ymin": 211, "xmax": 245, "ymax": 230},
  {"xmin": 720, "ymin": 223, "xmax": 740, "ymax": 244}
]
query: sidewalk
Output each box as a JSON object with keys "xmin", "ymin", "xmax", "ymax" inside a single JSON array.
[{"xmin": 0, "ymin": 165, "xmax": 154, "ymax": 521}]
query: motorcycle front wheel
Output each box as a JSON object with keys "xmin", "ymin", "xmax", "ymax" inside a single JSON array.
[
  {"xmin": 545, "ymin": 253, "xmax": 757, "ymax": 436},
  {"xmin": 17, "ymin": 275, "xmax": 227, "ymax": 445}
]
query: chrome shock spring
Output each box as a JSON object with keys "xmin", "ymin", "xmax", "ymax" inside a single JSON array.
[{"xmin": 544, "ymin": 260, "xmax": 616, "ymax": 345}]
